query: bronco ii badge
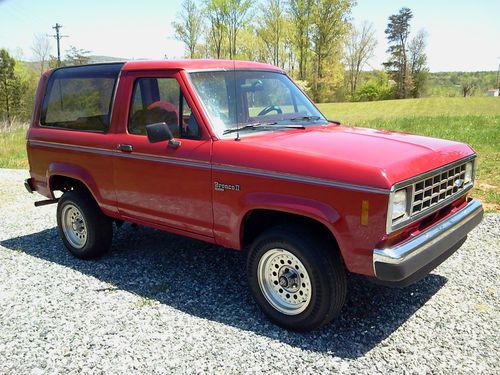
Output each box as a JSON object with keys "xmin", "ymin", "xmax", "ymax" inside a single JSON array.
[{"xmin": 214, "ymin": 181, "xmax": 241, "ymax": 192}]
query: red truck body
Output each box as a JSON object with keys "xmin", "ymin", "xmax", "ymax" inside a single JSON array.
[{"xmin": 25, "ymin": 60, "xmax": 483, "ymax": 330}]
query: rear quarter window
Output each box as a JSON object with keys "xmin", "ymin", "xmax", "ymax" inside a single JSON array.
[{"xmin": 40, "ymin": 63, "xmax": 123, "ymax": 132}]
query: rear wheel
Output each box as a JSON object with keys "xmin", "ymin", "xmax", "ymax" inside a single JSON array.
[
  {"xmin": 57, "ymin": 190, "xmax": 112, "ymax": 259},
  {"xmin": 247, "ymin": 226, "xmax": 346, "ymax": 331}
]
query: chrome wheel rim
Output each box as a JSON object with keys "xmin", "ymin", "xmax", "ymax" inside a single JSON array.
[
  {"xmin": 257, "ymin": 248, "xmax": 312, "ymax": 315},
  {"xmin": 61, "ymin": 204, "xmax": 87, "ymax": 249}
]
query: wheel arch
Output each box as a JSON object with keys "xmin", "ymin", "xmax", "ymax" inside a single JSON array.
[
  {"xmin": 241, "ymin": 208, "xmax": 341, "ymax": 252},
  {"xmin": 47, "ymin": 162, "xmax": 100, "ymax": 203},
  {"xmin": 238, "ymin": 192, "xmax": 341, "ymax": 250}
]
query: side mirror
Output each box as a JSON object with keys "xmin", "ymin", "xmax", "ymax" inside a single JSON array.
[{"xmin": 146, "ymin": 122, "xmax": 181, "ymax": 149}]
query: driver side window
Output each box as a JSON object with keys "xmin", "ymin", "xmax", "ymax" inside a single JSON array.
[{"xmin": 128, "ymin": 77, "xmax": 200, "ymax": 139}]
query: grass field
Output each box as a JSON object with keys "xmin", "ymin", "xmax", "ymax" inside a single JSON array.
[
  {"xmin": 1, "ymin": 97, "xmax": 499, "ymax": 210},
  {"xmin": 318, "ymin": 97, "xmax": 500, "ymax": 211},
  {"xmin": 0, "ymin": 125, "xmax": 28, "ymax": 169}
]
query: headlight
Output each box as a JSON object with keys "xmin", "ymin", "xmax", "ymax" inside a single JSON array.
[
  {"xmin": 391, "ymin": 188, "xmax": 408, "ymax": 221},
  {"xmin": 464, "ymin": 161, "xmax": 473, "ymax": 184}
]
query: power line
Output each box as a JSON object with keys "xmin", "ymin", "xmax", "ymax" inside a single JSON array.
[{"xmin": 50, "ymin": 23, "xmax": 69, "ymax": 67}]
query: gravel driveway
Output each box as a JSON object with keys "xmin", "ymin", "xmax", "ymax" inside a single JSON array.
[{"xmin": 0, "ymin": 168, "xmax": 498, "ymax": 374}]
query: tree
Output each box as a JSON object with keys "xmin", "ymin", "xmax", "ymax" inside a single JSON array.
[
  {"xmin": 65, "ymin": 46, "xmax": 91, "ymax": 66},
  {"xmin": 351, "ymin": 70, "xmax": 394, "ymax": 102},
  {"xmin": 384, "ymin": 7, "xmax": 413, "ymax": 99},
  {"xmin": 31, "ymin": 33, "xmax": 52, "ymax": 75},
  {"xmin": 310, "ymin": 0, "xmax": 353, "ymax": 102},
  {"xmin": 289, "ymin": 0, "xmax": 312, "ymax": 80},
  {"xmin": 408, "ymin": 29, "xmax": 428, "ymax": 97},
  {"xmin": 225, "ymin": 0, "xmax": 252, "ymax": 59},
  {"xmin": 173, "ymin": 0, "xmax": 204, "ymax": 58},
  {"xmin": 205, "ymin": 0, "xmax": 228, "ymax": 58},
  {"xmin": 461, "ymin": 75, "xmax": 476, "ymax": 97},
  {"xmin": 14, "ymin": 60, "xmax": 38, "ymax": 121},
  {"xmin": 257, "ymin": 0, "xmax": 286, "ymax": 66},
  {"xmin": 239, "ymin": 26, "xmax": 268, "ymax": 62},
  {"xmin": 0, "ymin": 49, "xmax": 25, "ymax": 125},
  {"xmin": 344, "ymin": 21, "xmax": 377, "ymax": 96}
]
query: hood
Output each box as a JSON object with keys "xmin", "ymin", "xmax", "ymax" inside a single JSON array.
[{"xmin": 213, "ymin": 124, "xmax": 475, "ymax": 189}]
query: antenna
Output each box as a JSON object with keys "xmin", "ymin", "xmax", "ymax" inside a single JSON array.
[{"xmin": 233, "ymin": 58, "xmax": 240, "ymax": 141}]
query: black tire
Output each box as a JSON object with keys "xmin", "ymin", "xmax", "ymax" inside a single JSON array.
[
  {"xmin": 56, "ymin": 190, "xmax": 113, "ymax": 259},
  {"xmin": 247, "ymin": 226, "xmax": 346, "ymax": 331}
]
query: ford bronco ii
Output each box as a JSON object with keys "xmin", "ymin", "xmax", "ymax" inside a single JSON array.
[{"xmin": 25, "ymin": 60, "xmax": 483, "ymax": 331}]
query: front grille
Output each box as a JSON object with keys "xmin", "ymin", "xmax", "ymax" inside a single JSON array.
[{"xmin": 411, "ymin": 163, "xmax": 468, "ymax": 215}]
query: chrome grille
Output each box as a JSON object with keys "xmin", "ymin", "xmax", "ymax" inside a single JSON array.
[{"xmin": 411, "ymin": 163, "xmax": 467, "ymax": 215}]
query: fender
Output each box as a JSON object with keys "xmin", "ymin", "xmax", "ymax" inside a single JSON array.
[
  {"xmin": 241, "ymin": 192, "xmax": 340, "ymax": 225},
  {"xmin": 222, "ymin": 192, "xmax": 342, "ymax": 250},
  {"xmin": 46, "ymin": 162, "xmax": 116, "ymax": 215}
]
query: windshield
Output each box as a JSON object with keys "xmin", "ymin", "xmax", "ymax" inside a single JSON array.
[{"xmin": 189, "ymin": 70, "xmax": 328, "ymax": 137}]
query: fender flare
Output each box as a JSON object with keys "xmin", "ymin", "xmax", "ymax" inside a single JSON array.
[
  {"xmin": 238, "ymin": 192, "xmax": 341, "ymax": 245},
  {"xmin": 46, "ymin": 162, "xmax": 101, "ymax": 203}
]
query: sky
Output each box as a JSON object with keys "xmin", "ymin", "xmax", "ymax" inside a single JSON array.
[{"xmin": 0, "ymin": 0, "xmax": 499, "ymax": 72}]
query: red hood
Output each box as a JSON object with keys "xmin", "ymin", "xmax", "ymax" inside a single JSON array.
[{"xmin": 213, "ymin": 124, "xmax": 475, "ymax": 189}]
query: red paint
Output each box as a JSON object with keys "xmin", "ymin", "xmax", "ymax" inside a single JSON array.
[{"xmin": 26, "ymin": 60, "xmax": 476, "ymax": 277}]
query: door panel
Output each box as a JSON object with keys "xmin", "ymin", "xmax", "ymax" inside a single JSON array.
[
  {"xmin": 112, "ymin": 71, "xmax": 213, "ymax": 237},
  {"xmin": 113, "ymin": 136, "xmax": 213, "ymax": 236}
]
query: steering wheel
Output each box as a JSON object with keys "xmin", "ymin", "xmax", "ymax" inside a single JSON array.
[{"xmin": 258, "ymin": 105, "xmax": 283, "ymax": 116}]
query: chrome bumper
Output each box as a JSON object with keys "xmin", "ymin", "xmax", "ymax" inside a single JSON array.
[{"xmin": 373, "ymin": 198, "xmax": 483, "ymax": 286}]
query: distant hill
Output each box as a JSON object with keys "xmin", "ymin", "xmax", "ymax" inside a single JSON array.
[
  {"xmin": 426, "ymin": 71, "xmax": 498, "ymax": 97},
  {"xmin": 357, "ymin": 70, "xmax": 498, "ymax": 97},
  {"xmin": 20, "ymin": 57, "xmax": 499, "ymax": 98},
  {"xmin": 24, "ymin": 55, "xmax": 128, "ymax": 69},
  {"xmin": 87, "ymin": 55, "xmax": 128, "ymax": 63}
]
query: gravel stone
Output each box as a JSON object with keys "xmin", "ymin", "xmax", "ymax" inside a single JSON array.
[{"xmin": 0, "ymin": 168, "xmax": 498, "ymax": 374}]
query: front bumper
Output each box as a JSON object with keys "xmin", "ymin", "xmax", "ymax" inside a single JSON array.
[{"xmin": 373, "ymin": 198, "xmax": 483, "ymax": 286}]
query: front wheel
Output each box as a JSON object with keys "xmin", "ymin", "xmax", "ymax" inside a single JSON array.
[
  {"xmin": 247, "ymin": 227, "xmax": 346, "ymax": 331},
  {"xmin": 57, "ymin": 190, "xmax": 113, "ymax": 259}
]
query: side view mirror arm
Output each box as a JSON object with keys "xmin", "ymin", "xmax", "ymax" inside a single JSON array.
[
  {"xmin": 146, "ymin": 122, "xmax": 182, "ymax": 149},
  {"xmin": 168, "ymin": 139, "xmax": 181, "ymax": 149}
]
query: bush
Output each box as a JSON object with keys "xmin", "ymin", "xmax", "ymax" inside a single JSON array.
[{"xmin": 351, "ymin": 82, "xmax": 394, "ymax": 102}]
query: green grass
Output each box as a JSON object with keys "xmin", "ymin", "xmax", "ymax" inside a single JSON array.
[
  {"xmin": 317, "ymin": 97, "xmax": 500, "ymax": 123},
  {"xmin": 318, "ymin": 97, "xmax": 500, "ymax": 211},
  {"xmin": 0, "ymin": 126, "xmax": 28, "ymax": 169}
]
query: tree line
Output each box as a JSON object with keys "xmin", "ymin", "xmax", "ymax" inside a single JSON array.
[
  {"xmin": 173, "ymin": 1, "xmax": 430, "ymax": 102},
  {"xmin": 0, "ymin": 43, "xmax": 94, "ymax": 125},
  {"xmin": 2, "ymin": 3, "xmax": 497, "ymax": 124},
  {"xmin": 173, "ymin": 0, "xmax": 355, "ymax": 102}
]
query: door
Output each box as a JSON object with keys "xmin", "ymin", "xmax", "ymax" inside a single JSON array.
[{"xmin": 112, "ymin": 71, "xmax": 213, "ymax": 238}]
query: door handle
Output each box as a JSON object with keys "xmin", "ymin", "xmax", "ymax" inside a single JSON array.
[{"xmin": 117, "ymin": 144, "xmax": 133, "ymax": 152}]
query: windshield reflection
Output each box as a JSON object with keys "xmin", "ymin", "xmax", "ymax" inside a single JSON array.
[{"xmin": 189, "ymin": 70, "xmax": 327, "ymax": 137}]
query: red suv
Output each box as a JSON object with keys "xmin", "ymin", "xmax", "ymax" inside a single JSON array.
[{"xmin": 25, "ymin": 60, "xmax": 483, "ymax": 330}]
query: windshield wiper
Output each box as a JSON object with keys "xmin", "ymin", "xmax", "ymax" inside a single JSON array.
[
  {"xmin": 289, "ymin": 115, "xmax": 322, "ymax": 121},
  {"xmin": 223, "ymin": 123, "xmax": 305, "ymax": 135}
]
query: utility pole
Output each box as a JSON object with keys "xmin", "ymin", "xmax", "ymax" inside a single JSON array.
[{"xmin": 50, "ymin": 23, "xmax": 68, "ymax": 67}]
